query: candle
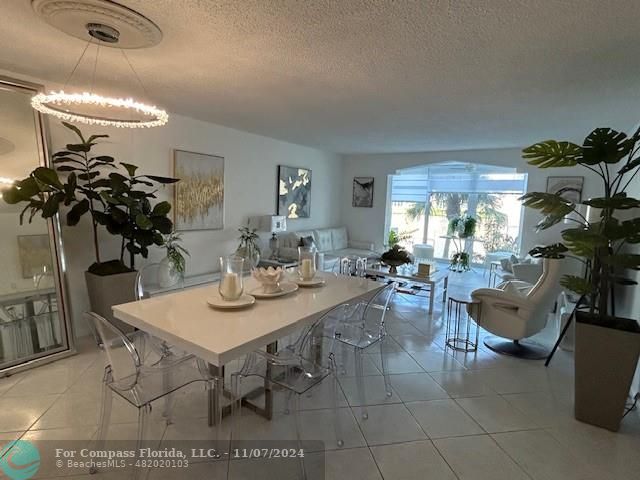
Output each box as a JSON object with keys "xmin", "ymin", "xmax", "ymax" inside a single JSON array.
[
  {"xmin": 219, "ymin": 272, "xmax": 242, "ymax": 300},
  {"xmin": 300, "ymin": 258, "xmax": 315, "ymax": 280}
]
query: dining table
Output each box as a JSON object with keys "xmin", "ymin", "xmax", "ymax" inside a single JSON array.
[{"xmin": 112, "ymin": 271, "xmax": 384, "ymax": 424}]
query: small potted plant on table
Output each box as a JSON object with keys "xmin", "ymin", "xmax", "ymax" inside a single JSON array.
[
  {"xmin": 236, "ymin": 226, "xmax": 261, "ymax": 269},
  {"xmin": 159, "ymin": 232, "xmax": 190, "ymax": 287}
]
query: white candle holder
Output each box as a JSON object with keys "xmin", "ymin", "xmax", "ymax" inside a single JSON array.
[
  {"xmin": 298, "ymin": 246, "xmax": 317, "ymax": 281},
  {"xmin": 219, "ymin": 255, "xmax": 245, "ymax": 301}
]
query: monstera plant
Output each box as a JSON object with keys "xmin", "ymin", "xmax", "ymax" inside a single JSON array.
[
  {"xmin": 3, "ymin": 122, "xmax": 178, "ymax": 274},
  {"xmin": 520, "ymin": 126, "xmax": 640, "ymax": 431}
]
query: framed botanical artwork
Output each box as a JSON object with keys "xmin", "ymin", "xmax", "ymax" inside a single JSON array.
[
  {"xmin": 278, "ymin": 166, "xmax": 312, "ymax": 218},
  {"xmin": 173, "ymin": 150, "xmax": 224, "ymax": 231},
  {"xmin": 17, "ymin": 234, "xmax": 53, "ymax": 279},
  {"xmin": 546, "ymin": 176, "xmax": 584, "ymax": 203},
  {"xmin": 353, "ymin": 177, "xmax": 374, "ymax": 207}
]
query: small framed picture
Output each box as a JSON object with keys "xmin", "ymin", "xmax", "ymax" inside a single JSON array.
[
  {"xmin": 547, "ymin": 176, "xmax": 584, "ymax": 203},
  {"xmin": 353, "ymin": 177, "xmax": 374, "ymax": 208}
]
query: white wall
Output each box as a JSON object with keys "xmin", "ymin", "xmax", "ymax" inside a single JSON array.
[
  {"xmin": 341, "ymin": 148, "xmax": 602, "ymax": 256},
  {"xmin": 51, "ymin": 117, "xmax": 342, "ymax": 335},
  {"xmin": 0, "ymin": 69, "xmax": 342, "ymax": 337}
]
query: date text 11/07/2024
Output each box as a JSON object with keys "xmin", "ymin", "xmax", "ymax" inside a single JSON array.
[{"xmin": 54, "ymin": 447, "xmax": 306, "ymax": 460}]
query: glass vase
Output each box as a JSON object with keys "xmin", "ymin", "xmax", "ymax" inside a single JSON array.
[
  {"xmin": 298, "ymin": 246, "xmax": 317, "ymax": 281},
  {"xmin": 219, "ymin": 255, "xmax": 244, "ymax": 300}
]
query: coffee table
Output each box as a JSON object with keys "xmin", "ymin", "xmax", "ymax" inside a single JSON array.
[{"xmin": 365, "ymin": 264, "xmax": 449, "ymax": 313}]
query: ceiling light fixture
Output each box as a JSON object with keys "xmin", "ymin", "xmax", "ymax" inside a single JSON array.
[{"xmin": 30, "ymin": 1, "xmax": 167, "ymax": 128}]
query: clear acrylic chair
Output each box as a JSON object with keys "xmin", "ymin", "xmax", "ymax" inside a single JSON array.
[
  {"xmin": 230, "ymin": 305, "xmax": 348, "ymax": 479},
  {"xmin": 86, "ymin": 312, "xmax": 222, "ymax": 479},
  {"xmin": 134, "ymin": 263, "xmax": 190, "ymax": 365},
  {"xmin": 333, "ymin": 282, "xmax": 396, "ymax": 419}
]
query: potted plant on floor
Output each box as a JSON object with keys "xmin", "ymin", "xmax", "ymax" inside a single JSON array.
[
  {"xmin": 521, "ymin": 127, "xmax": 640, "ymax": 431},
  {"xmin": 2, "ymin": 122, "xmax": 178, "ymax": 325},
  {"xmin": 448, "ymin": 214, "xmax": 477, "ymax": 272}
]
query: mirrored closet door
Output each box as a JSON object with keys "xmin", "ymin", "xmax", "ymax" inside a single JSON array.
[{"xmin": 0, "ymin": 76, "xmax": 74, "ymax": 374}]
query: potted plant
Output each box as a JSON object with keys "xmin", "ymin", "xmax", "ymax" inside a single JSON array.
[
  {"xmin": 521, "ymin": 126, "xmax": 640, "ymax": 431},
  {"xmin": 381, "ymin": 244, "xmax": 412, "ymax": 274},
  {"xmin": 387, "ymin": 229, "xmax": 413, "ymax": 248},
  {"xmin": 448, "ymin": 214, "xmax": 477, "ymax": 272},
  {"xmin": 2, "ymin": 122, "xmax": 178, "ymax": 325},
  {"xmin": 159, "ymin": 232, "xmax": 190, "ymax": 288},
  {"xmin": 236, "ymin": 226, "xmax": 261, "ymax": 269}
]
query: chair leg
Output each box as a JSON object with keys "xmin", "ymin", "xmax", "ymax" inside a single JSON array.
[
  {"xmin": 162, "ymin": 367, "xmax": 173, "ymax": 425},
  {"xmin": 330, "ymin": 358, "xmax": 344, "ymax": 447},
  {"xmin": 283, "ymin": 389, "xmax": 295, "ymax": 415},
  {"xmin": 378, "ymin": 337, "xmax": 392, "ymax": 397},
  {"xmin": 291, "ymin": 394, "xmax": 307, "ymax": 480},
  {"xmin": 339, "ymin": 341, "xmax": 349, "ymax": 375},
  {"xmin": 206, "ymin": 378, "xmax": 223, "ymax": 458},
  {"xmin": 90, "ymin": 378, "xmax": 113, "ymax": 475},
  {"xmin": 354, "ymin": 347, "xmax": 368, "ymax": 420},
  {"xmin": 132, "ymin": 404, "xmax": 151, "ymax": 480}
]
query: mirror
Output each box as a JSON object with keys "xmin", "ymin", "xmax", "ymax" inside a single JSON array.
[{"xmin": 0, "ymin": 76, "xmax": 73, "ymax": 373}]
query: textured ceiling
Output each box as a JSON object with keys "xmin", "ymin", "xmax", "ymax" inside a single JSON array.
[{"xmin": 1, "ymin": 0, "xmax": 640, "ymax": 153}]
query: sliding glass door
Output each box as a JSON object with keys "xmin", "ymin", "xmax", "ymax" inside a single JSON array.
[{"xmin": 388, "ymin": 163, "xmax": 527, "ymax": 266}]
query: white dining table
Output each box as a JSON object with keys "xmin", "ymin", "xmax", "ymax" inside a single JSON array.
[{"xmin": 112, "ymin": 272, "xmax": 384, "ymax": 421}]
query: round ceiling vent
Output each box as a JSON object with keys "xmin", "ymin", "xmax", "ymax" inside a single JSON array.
[
  {"xmin": 0, "ymin": 138, "xmax": 15, "ymax": 156},
  {"xmin": 31, "ymin": 0, "xmax": 162, "ymax": 49}
]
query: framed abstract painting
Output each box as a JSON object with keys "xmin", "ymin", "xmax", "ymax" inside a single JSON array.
[
  {"xmin": 352, "ymin": 177, "xmax": 374, "ymax": 207},
  {"xmin": 278, "ymin": 165, "xmax": 312, "ymax": 218},
  {"xmin": 173, "ymin": 149, "xmax": 225, "ymax": 231},
  {"xmin": 17, "ymin": 234, "xmax": 53, "ymax": 279}
]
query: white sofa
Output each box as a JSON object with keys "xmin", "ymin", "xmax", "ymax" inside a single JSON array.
[{"xmin": 277, "ymin": 226, "xmax": 377, "ymax": 271}]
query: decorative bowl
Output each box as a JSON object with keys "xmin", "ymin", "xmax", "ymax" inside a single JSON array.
[{"xmin": 252, "ymin": 266, "xmax": 284, "ymax": 293}]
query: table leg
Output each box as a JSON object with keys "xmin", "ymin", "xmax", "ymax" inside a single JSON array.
[
  {"xmin": 208, "ymin": 364, "xmax": 224, "ymax": 427},
  {"xmin": 442, "ymin": 276, "xmax": 449, "ymax": 303},
  {"xmin": 263, "ymin": 341, "xmax": 276, "ymax": 420},
  {"xmin": 428, "ymin": 281, "xmax": 435, "ymax": 314}
]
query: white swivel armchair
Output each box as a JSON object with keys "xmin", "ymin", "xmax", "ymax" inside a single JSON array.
[{"xmin": 469, "ymin": 258, "xmax": 562, "ymax": 359}]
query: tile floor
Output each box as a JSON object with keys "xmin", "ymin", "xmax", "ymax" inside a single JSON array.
[{"xmin": 1, "ymin": 268, "xmax": 639, "ymax": 479}]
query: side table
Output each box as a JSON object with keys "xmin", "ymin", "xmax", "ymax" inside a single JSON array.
[{"xmin": 446, "ymin": 295, "xmax": 481, "ymax": 352}]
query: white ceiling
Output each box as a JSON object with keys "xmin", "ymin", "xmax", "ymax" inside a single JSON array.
[{"xmin": 1, "ymin": 0, "xmax": 640, "ymax": 154}]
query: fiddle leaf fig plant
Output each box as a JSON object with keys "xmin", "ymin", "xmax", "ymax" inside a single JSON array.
[
  {"xmin": 521, "ymin": 127, "xmax": 640, "ymax": 324},
  {"xmin": 2, "ymin": 122, "xmax": 179, "ymax": 275}
]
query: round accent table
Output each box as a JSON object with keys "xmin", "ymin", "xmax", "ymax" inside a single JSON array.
[{"xmin": 446, "ymin": 295, "xmax": 481, "ymax": 352}]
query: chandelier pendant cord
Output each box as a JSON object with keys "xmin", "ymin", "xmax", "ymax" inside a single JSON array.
[
  {"xmin": 90, "ymin": 41, "xmax": 101, "ymax": 95},
  {"xmin": 63, "ymin": 37, "xmax": 93, "ymax": 90},
  {"xmin": 120, "ymin": 48, "xmax": 150, "ymax": 101}
]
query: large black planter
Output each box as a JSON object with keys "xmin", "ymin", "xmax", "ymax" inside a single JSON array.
[{"xmin": 574, "ymin": 311, "xmax": 640, "ymax": 431}]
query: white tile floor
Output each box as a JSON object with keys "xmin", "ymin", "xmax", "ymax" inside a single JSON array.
[{"xmin": 1, "ymin": 268, "xmax": 639, "ymax": 479}]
